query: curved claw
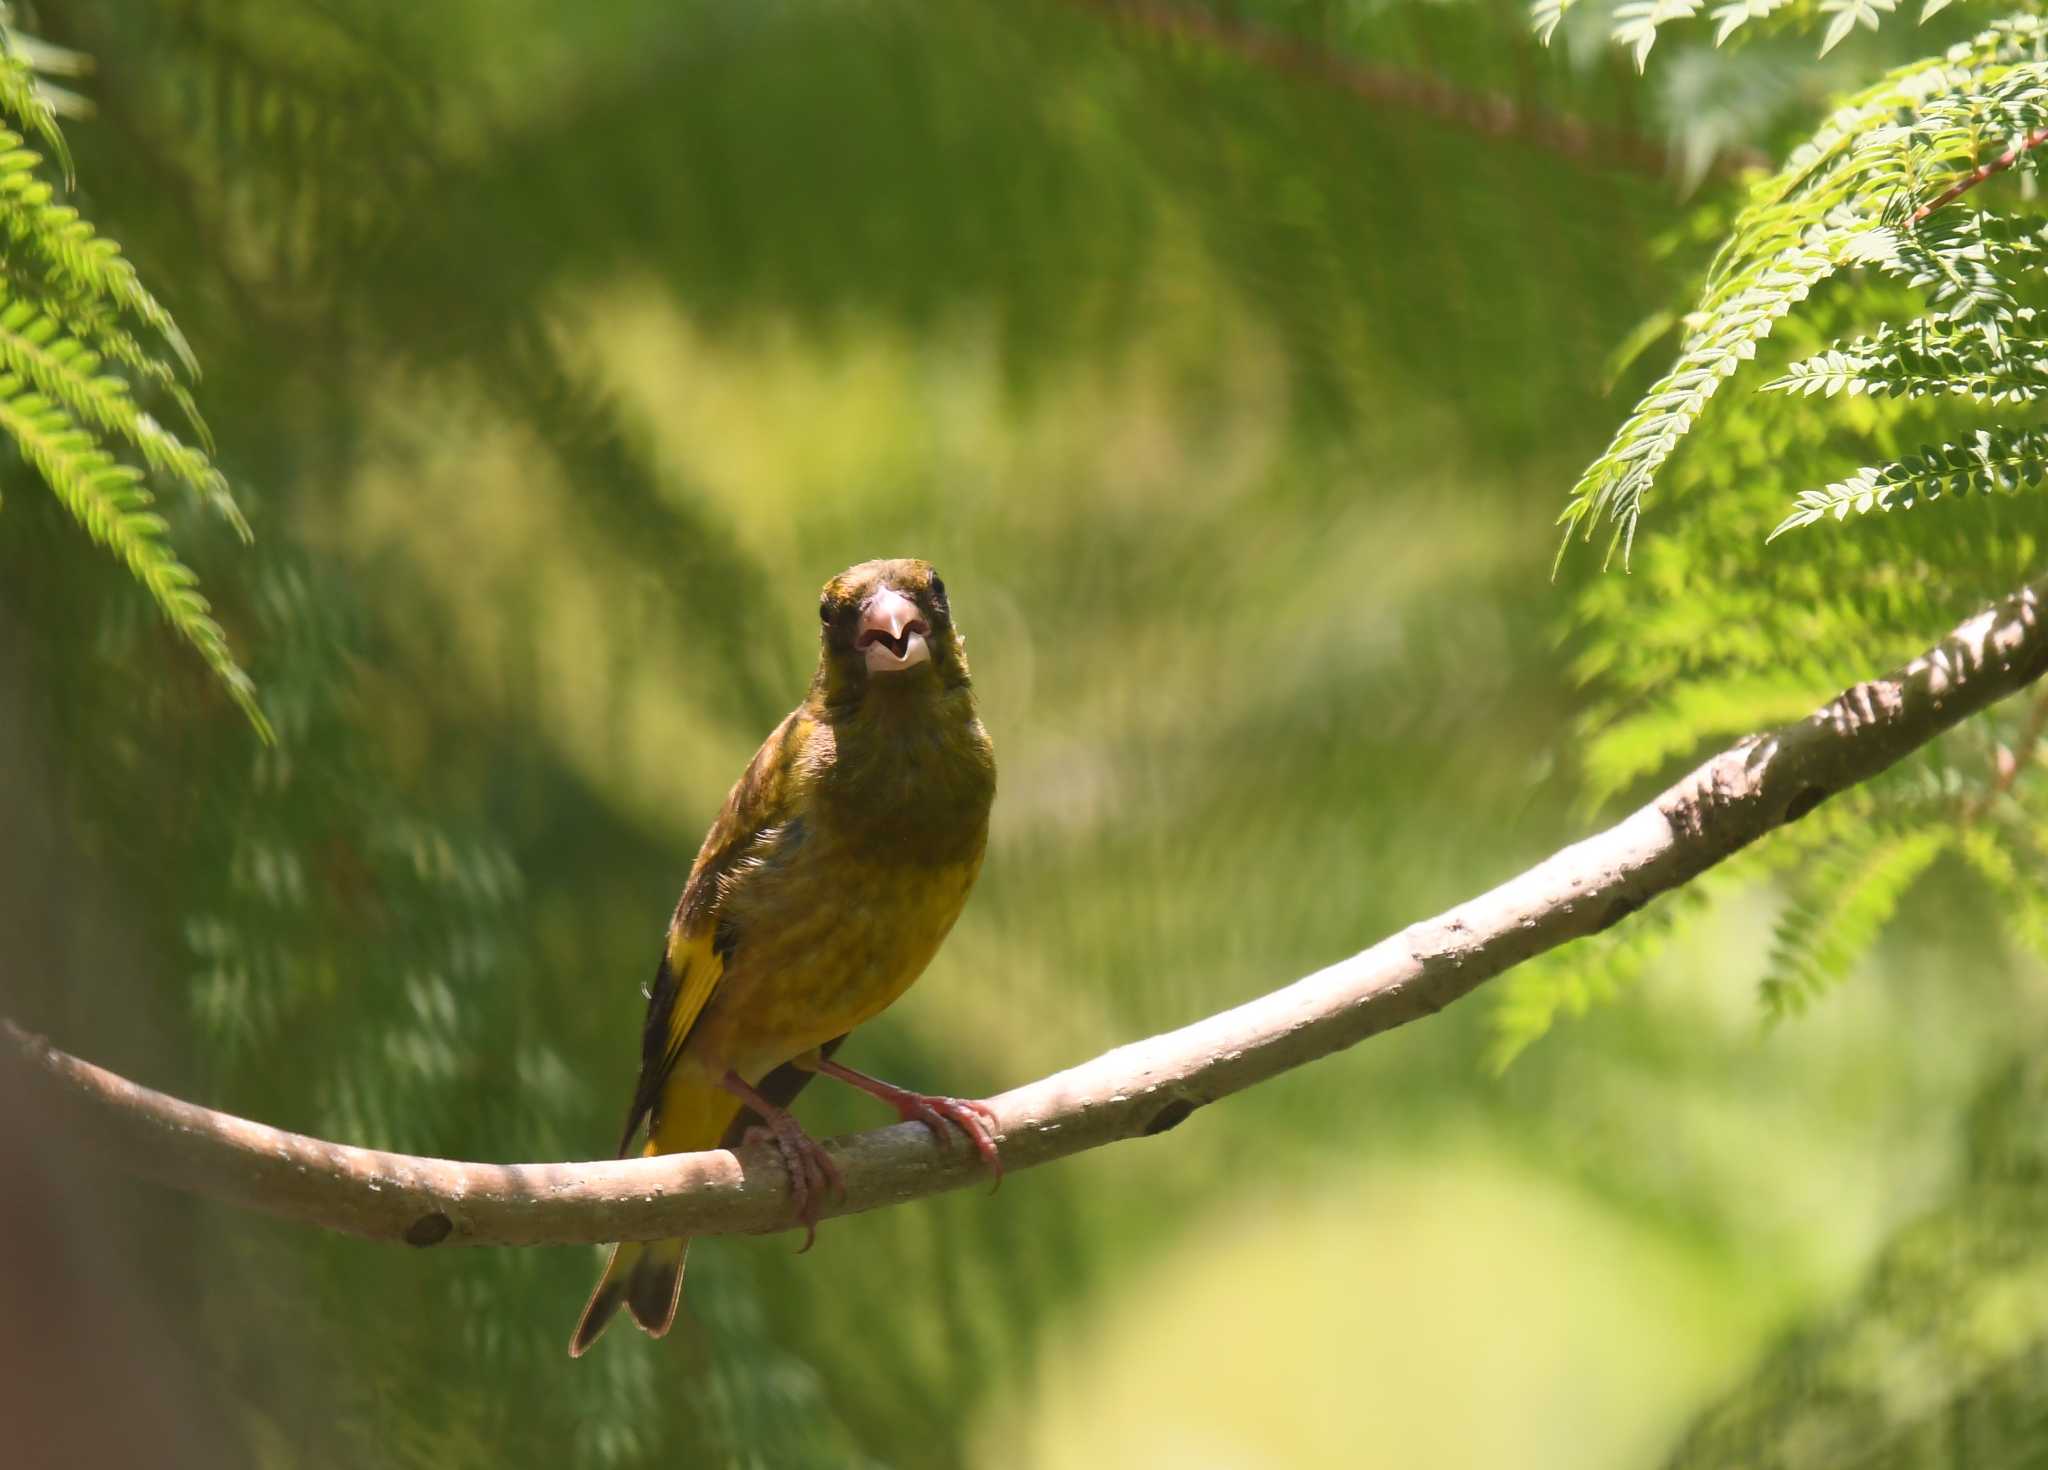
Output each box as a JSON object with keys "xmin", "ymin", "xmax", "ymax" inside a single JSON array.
[
  {"xmin": 732, "ymin": 1092, "xmax": 845, "ymax": 1249},
  {"xmin": 894, "ymin": 1093, "xmax": 1004, "ymax": 1190},
  {"xmin": 808, "ymin": 1057, "xmax": 1007, "ymax": 1192}
]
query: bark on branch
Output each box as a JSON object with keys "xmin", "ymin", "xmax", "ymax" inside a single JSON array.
[{"xmin": 8, "ymin": 574, "xmax": 2048, "ymax": 1248}]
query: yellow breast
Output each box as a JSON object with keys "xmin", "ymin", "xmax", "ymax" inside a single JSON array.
[{"xmin": 681, "ymin": 818, "xmax": 988, "ymax": 1078}]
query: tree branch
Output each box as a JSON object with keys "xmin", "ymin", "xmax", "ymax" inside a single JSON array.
[
  {"xmin": 1068, "ymin": 0, "xmax": 1771, "ymax": 181},
  {"xmin": 9, "ymin": 574, "xmax": 2048, "ymax": 1249}
]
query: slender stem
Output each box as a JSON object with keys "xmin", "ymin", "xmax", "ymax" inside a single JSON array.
[
  {"xmin": 1999, "ymin": 685, "xmax": 2048, "ymax": 797},
  {"xmin": 1963, "ymin": 681, "xmax": 2048, "ymax": 822},
  {"xmin": 1068, "ymin": 0, "xmax": 1769, "ymax": 181},
  {"xmin": 1912, "ymin": 126, "xmax": 2048, "ymax": 223}
]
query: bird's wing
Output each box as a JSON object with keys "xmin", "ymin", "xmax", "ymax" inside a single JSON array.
[
  {"xmin": 614, "ymin": 928, "xmax": 726, "ymax": 1156},
  {"xmin": 616, "ymin": 709, "xmax": 814, "ymax": 1156}
]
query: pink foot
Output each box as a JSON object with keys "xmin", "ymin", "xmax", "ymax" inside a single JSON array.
[
  {"xmin": 816, "ymin": 1060, "xmax": 1004, "ymax": 1188},
  {"xmin": 724, "ymin": 1073, "xmax": 846, "ymax": 1251}
]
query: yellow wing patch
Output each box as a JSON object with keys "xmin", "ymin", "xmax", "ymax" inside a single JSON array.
[
  {"xmin": 661, "ymin": 924, "xmax": 725, "ymax": 1067},
  {"xmin": 615, "ymin": 924, "xmax": 728, "ymax": 1156}
]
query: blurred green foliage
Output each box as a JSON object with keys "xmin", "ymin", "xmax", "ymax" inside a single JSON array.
[
  {"xmin": 4, "ymin": 1, "xmax": 2048, "ymax": 1467},
  {"xmin": 1666, "ymin": 1053, "xmax": 2048, "ymax": 1468}
]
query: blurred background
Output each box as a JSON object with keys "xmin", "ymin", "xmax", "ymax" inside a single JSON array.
[{"xmin": 4, "ymin": 1, "xmax": 2046, "ymax": 1466}]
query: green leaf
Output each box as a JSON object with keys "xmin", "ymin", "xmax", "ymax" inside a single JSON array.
[
  {"xmin": 0, "ymin": 43, "xmax": 70, "ymax": 186},
  {"xmin": 1758, "ymin": 826, "xmax": 1949, "ymax": 1017},
  {"xmin": 1819, "ymin": 0, "xmax": 1900, "ymax": 57},
  {"xmin": 1558, "ymin": 223, "xmax": 1867, "ymax": 567},
  {"xmin": 0, "ymin": 288, "xmax": 246, "ymax": 535},
  {"xmin": 0, "ymin": 41, "xmax": 260, "ymax": 734},
  {"xmin": 1488, "ymin": 882, "xmax": 1723, "ymax": 1070},
  {"xmin": 1533, "ymin": 0, "xmax": 1579, "ymax": 46},
  {"xmin": 1711, "ymin": 0, "xmax": 1798, "ymax": 45},
  {"xmin": 0, "ymin": 380, "xmax": 269, "ymax": 739},
  {"xmin": 1560, "ymin": 21, "xmax": 2048, "ymax": 564},
  {"xmin": 1765, "ymin": 308, "xmax": 2048, "ymax": 405},
  {"xmin": 1614, "ymin": 0, "xmax": 1706, "ymax": 69},
  {"xmin": 1770, "ymin": 426, "xmax": 2048, "ymax": 537}
]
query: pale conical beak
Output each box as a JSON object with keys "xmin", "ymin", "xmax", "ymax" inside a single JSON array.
[{"xmin": 857, "ymin": 588, "xmax": 932, "ymax": 673}]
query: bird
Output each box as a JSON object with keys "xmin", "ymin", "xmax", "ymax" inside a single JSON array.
[{"xmin": 569, "ymin": 558, "xmax": 1001, "ymax": 1357}]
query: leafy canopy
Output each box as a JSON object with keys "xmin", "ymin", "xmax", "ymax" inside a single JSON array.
[{"xmin": 1496, "ymin": 0, "xmax": 2048, "ymax": 1064}]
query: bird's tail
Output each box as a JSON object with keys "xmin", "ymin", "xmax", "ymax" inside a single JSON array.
[
  {"xmin": 569, "ymin": 1075, "xmax": 743, "ymax": 1358},
  {"xmin": 570, "ymin": 1238, "xmax": 688, "ymax": 1357}
]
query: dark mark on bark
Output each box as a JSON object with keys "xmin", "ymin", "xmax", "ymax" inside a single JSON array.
[
  {"xmin": 1783, "ymin": 786, "xmax": 1829, "ymax": 824},
  {"xmin": 1143, "ymin": 1099, "xmax": 1197, "ymax": 1136},
  {"xmin": 1595, "ymin": 894, "xmax": 1643, "ymax": 933},
  {"xmin": 405, "ymin": 1211, "xmax": 453, "ymax": 1247}
]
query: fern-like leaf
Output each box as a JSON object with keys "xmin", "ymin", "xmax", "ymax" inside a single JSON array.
[
  {"xmin": 1487, "ymin": 881, "xmax": 1722, "ymax": 1070},
  {"xmin": 0, "ymin": 129, "xmax": 196, "ymax": 375},
  {"xmin": 0, "ymin": 290, "xmax": 243, "ymax": 535},
  {"xmin": 1818, "ymin": 0, "xmax": 1900, "ymax": 58},
  {"xmin": 0, "ymin": 375, "xmax": 267, "ymax": 736},
  {"xmin": 1766, "ymin": 310, "xmax": 2048, "ymax": 403},
  {"xmin": 1955, "ymin": 819, "xmax": 2048, "ymax": 963},
  {"xmin": 0, "ymin": 258, "xmax": 217, "ymax": 452},
  {"xmin": 1560, "ymin": 23, "xmax": 2048, "ymax": 564},
  {"xmin": 0, "ymin": 38, "xmax": 70, "ymax": 185},
  {"xmin": 1710, "ymin": 0, "xmax": 1799, "ymax": 45},
  {"xmin": 1557, "ymin": 222, "xmax": 1870, "ymax": 566},
  {"xmin": 0, "ymin": 28, "xmax": 261, "ymax": 734},
  {"xmin": 1547, "ymin": 0, "xmax": 1940, "ymax": 66},
  {"xmin": 1615, "ymin": 0, "xmax": 1706, "ymax": 68},
  {"xmin": 1758, "ymin": 826, "xmax": 1948, "ymax": 1016},
  {"xmin": 1533, "ymin": 0, "xmax": 1581, "ymax": 46},
  {"xmin": 1770, "ymin": 426, "xmax": 2048, "ymax": 535}
]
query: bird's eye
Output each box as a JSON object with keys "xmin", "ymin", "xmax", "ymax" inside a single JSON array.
[
  {"xmin": 930, "ymin": 574, "xmax": 946, "ymax": 603},
  {"xmin": 819, "ymin": 599, "xmax": 833, "ymax": 625}
]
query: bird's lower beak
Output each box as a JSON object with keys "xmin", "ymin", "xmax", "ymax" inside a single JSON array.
[{"xmin": 858, "ymin": 588, "xmax": 932, "ymax": 674}]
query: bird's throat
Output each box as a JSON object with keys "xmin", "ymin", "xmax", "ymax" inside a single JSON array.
[{"xmin": 817, "ymin": 689, "xmax": 995, "ymax": 867}]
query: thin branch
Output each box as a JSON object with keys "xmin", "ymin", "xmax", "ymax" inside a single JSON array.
[
  {"xmin": 8, "ymin": 574, "xmax": 2048, "ymax": 1248},
  {"xmin": 1998, "ymin": 684, "xmax": 2048, "ymax": 793},
  {"xmin": 1963, "ymin": 681, "xmax": 2048, "ymax": 822},
  {"xmin": 1069, "ymin": 0, "xmax": 1771, "ymax": 181},
  {"xmin": 1912, "ymin": 126, "xmax": 2048, "ymax": 224}
]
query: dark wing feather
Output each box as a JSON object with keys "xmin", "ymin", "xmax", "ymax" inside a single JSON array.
[{"xmin": 617, "ymin": 950, "xmax": 680, "ymax": 1156}]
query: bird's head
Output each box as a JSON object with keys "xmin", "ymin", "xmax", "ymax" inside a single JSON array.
[{"xmin": 814, "ymin": 559, "xmax": 970, "ymax": 710}]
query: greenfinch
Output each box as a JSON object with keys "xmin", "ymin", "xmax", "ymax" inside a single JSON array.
[{"xmin": 570, "ymin": 558, "xmax": 1000, "ymax": 1357}]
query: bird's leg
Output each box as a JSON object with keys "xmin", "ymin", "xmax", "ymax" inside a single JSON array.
[
  {"xmin": 802, "ymin": 1055, "xmax": 1003, "ymax": 1185},
  {"xmin": 719, "ymin": 1069, "xmax": 845, "ymax": 1252}
]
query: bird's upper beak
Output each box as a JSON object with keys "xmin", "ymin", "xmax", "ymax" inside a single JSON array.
[{"xmin": 857, "ymin": 587, "xmax": 932, "ymax": 674}]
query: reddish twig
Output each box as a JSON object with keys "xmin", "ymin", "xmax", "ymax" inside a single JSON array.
[
  {"xmin": 1912, "ymin": 126, "xmax": 2048, "ymax": 223},
  {"xmin": 1993, "ymin": 685, "xmax": 2048, "ymax": 793},
  {"xmin": 1071, "ymin": 0, "xmax": 1770, "ymax": 181},
  {"xmin": 1964, "ymin": 681, "xmax": 2048, "ymax": 822}
]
